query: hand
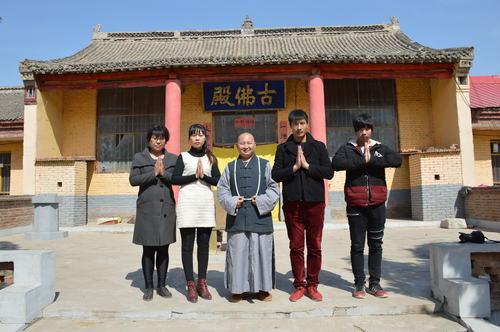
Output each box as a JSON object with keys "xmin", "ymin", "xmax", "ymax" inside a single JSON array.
[
  {"xmin": 364, "ymin": 142, "xmax": 371, "ymax": 163},
  {"xmin": 293, "ymin": 146, "xmax": 302, "ymax": 172},
  {"xmin": 236, "ymin": 196, "xmax": 244, "ymax": 209},
  {"xmin": 299, "ymin": 147, "xmax": 310, "ymax": 170},
  {"xmin": 155, "ymin": 158, "xmax": 164, "ymax": 176},
  {"xmin": 196, "ymin": 159, "xmax": 204, "ymax": 179},
  {"xmin": 251, "ymin": 196, "xmax": 257, "ymax": 206}
]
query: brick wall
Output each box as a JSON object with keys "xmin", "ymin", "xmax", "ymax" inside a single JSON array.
[
  {"xmin": 409, "ymin": 151, "xmax": 464, "ymax": 220},
  {"xmin": 62, "ymin": 89, "xmax": 97, "ymax": 157},
  {"xmin": 0, "ymin": 195, "xmax": 33, "ymax": 230},
  {"xmin": 396, "ymin": 78, "xmax": 435, "ymax": 152},
  {"xmin": 465, "ymin": 186, "xmax": 500, "ymax": 222},
  {"xmin": 35, "ymin": 160, "xmax": 87, "ymax": 226},
  {"xmin": 471, "ymin": 252, "xmax": 500, "ymax": 313}
]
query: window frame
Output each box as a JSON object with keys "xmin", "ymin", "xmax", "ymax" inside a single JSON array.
[
  {"xmin": 212, "ymin": 110, "xmax": 278, "ymax": 147},
  {"xmin": 0, "ymin": 153, "xmax": 11, "ymax": 195},
  {"xmin": 491, "ymin": 141, "xmax": 500, "ymax": 185},
  {"xmin": 95, "ymin": 87, "xmax": 165, "ymax": 173}
]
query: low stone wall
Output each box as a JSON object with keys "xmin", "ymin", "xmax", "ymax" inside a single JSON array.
[
  {"xmin": 465, "ymin": 186, "xmax": 500, "ymax": 222},
  {"xmin": 0, "ymin": 195, "xmax": 33, "ymax": 230}
]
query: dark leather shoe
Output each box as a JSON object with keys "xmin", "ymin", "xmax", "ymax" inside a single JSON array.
[
  {"xmin": 196, "ymin": 279, "xmax": 212, "ymax": 300},
  {"xmin": 143, "ymin": 288, "xmax": 153, "ymax": 301},
  {"xmin": 186, "ymin": 280, "xmax": 198, "ymax": 303},
  {"xmin": 157, "ymin": 286, "xmax": 172, "ymax": 298}
]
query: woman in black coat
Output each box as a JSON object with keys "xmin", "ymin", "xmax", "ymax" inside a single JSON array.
[{"xmin": 129, "ymin": 125, "xmax": 177, "ymax": 301}]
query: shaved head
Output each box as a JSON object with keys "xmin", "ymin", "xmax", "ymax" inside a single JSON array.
[
  {"xmin": 238, "ymin": 132, "xmax": 255, "ymax": 143},
  {"xmin": 237, "ymin": 132, "xmax": 256, "ymax": 161}
]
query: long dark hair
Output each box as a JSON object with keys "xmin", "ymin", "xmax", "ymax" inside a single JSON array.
[{"xmin": 188, "ymin": 124, "xmax": 217, "ymax": 165}]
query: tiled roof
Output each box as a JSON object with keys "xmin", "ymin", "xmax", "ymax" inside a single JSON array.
[
  {"xmin": 470, "ymin": 76, "xmax": 500, "ymax": 108},
  {"xmin": 0, "ymin": 87, "xmax": 24, "ymax": 121},
  {"xmin": 19, "ymin": 18, "xmax": 473, "ymax": 78}
]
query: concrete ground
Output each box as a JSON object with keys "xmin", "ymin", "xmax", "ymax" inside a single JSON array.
[{"xmin": 2, "ymin": 223, "xmax": 496, "ymax": 331}]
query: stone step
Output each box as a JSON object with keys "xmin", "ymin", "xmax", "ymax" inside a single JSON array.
[
  {"xmin": 25, "ymin": 315, "xmax": 468, "ymax": 332},
  {"xmin": 43, "ymin": 302, "xmax": 439, "ymax": 320}
]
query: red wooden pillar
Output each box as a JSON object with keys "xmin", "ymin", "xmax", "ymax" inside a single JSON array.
[
  {"xmin": 165, "ymin": 79, "xmax": 181, "ymax": 201},
  {"xmin": 308, "ymin": 72, "xmax": 329, "ymax": 207},
  {"xmin": 165, "ymin": 79, "xmax": 181, "ymax": 155},
  {"xmin": 308, "ymin": 73, "xmax": 327, "ymax": 144}
]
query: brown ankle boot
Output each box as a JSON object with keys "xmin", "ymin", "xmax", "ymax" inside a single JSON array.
[
  {"xmin": 196, "ymin": 278, "xmax": 212, "ymax": 300},
  {"xmin": 186, "ymin": 280, "xmax": 198, "ymax": 303}
]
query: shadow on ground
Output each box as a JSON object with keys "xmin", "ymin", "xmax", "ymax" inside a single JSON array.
[
  {"xmin": 333, "ymin": 243, "xmax": 436, "ymax": 299},
  {"xmin": 0, "ymin": 242, "xmax": 20, "ymax": 250}
]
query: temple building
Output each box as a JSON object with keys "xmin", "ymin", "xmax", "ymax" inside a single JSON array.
[{"xmin": 17, "ymin": 17, "xmax": 475, "ymax": 225}]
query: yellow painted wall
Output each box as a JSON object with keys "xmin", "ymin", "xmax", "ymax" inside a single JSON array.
[
  {"xmin": 430, "ymin": 78, "xmax": 474, "ymax": 186},
  {"xmin": 396, "ymin": 79, "xmax": 434, "ymax": 151},
  {"xmin": 473, "ymin": 130, "xmax": 500, "ymax": 186},
  {"xmin": 87, "ymin": 165, "xmax": 137, "ymax": 195},
  {"xmin": 62, "ymin": 90, "xmax": 97, "ymax": 157},
  {"xmin": 0, "ymin": 141, "xmax": 23, "ymax": 195},
  {"xmin": 430, "ymin": 79, "xmax": 460, "ymax": 149},
  {"xmin": 37, "ymin": 90, "xmax": 64, "ymax": 158}
]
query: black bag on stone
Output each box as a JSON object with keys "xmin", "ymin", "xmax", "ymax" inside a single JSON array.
[{"xmin": 459, "ymin": 231, "xmax": 486, "ymax": 243}]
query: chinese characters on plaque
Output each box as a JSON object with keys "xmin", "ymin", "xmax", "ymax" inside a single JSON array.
[{"xmin": 203, "ymin": 81, "xmax": 285, "ymax": 111}]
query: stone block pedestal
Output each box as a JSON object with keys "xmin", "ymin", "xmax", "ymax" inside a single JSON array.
[{"xmin": 25, "ymin": 194, "xmax": 68, "ymax": 241}]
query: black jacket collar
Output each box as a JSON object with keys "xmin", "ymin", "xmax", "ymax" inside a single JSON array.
[{"xmin": 284, "ymin": 133, "xmax": 315, "ymax": 156}]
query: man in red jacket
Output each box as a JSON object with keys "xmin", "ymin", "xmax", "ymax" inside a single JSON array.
[
  {"xmin": 331, "ymin": 113, "xmax": 402, "ymax": 299},
  {"xmin": 272, "ymin": 109, "xmax": 333, "ymax": 302}
]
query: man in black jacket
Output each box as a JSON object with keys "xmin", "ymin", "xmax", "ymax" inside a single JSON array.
[
  {"xmin": 272, "ymin": 109, "xmax": 333, "ymax": 302},
  {"xmin": 331, "ymin": 113, "xmax": 402, "ymax": 299}
]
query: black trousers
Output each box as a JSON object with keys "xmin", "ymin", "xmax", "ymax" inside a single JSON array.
[
  {"xmin": 346, "ymin": 204, "xmax": 385, "ymax": 286},
  {"xmin": 142, "ymin": 245, "xmax": 169, "ymax": 289},
  {"xmin": 180, "ymin": 227, "xmax": 212, "ymax": 281}
]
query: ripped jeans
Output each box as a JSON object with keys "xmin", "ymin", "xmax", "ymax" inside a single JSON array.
[{"xmin": 346, "ymin": 204, "xmax": 386, "ymax": 286}]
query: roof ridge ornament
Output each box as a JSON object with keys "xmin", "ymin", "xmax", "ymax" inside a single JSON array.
[
  {"xmin": 92, "ymin": 24, "xmax": 106, "ymax": 40},
  {"xmin": 389, "ymin": 16, "xmax": 400, "ymax": 30},
  {"xmin": 241, "ymin": 16, "xmax": 254, "ymax": 35}
]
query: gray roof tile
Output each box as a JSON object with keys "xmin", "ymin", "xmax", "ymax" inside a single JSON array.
[
  {"xmin": 19, "ymin": 21, "xmax": 473, "ymax": 77},
  {"xmin": 0, "ymin": 87, "xmax": 24, "ymax": 121}
]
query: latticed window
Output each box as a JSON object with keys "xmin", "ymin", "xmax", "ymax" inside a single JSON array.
[
  {"xmin": 324, "ymin": 79, "xmax": 398, "ymax": 156},
  {"xmin": 492, "ymin": 142, "xmax": 500, "ymax": 185},
  {"xmin": 213, "ymin": 111, "xmax": 277, "ymax": 146},
  {"xmin": 97, "ymin": 87, "xmax": 165, "ymax": 172},
  {"xmin": 0, "ymin": 153, "xmax": 11, "ymax": 195}
]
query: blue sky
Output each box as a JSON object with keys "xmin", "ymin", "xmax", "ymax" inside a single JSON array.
[{"xmin": 1, "ymin": 0, "xmax": 499, "ymax": 86}]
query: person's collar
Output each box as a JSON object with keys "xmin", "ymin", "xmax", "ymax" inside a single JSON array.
[
  {"xmin": 286, "ymin": 132, "xmax": 313, "ymax": 143},
  {"xmin": 238, "ymin": 154, "xmax": 255, "ymax": 163},
  {"xmin": 189, "ymin": 146, "xmax": 204, "ymax": 156},
  {"xmin": 349, "ymin": 139, "xmax": 380, "ymax": 147}
]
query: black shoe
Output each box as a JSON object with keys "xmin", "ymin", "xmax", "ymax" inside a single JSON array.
[
  {"xmin": 143, "ymin": 288, "xmax": 154, "ymax": 301},
  {"xmin": 157, "ymin": 286, "xmax": 172, "ymax": 298}
]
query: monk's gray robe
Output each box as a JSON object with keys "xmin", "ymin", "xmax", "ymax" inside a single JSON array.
[{"xmin": 217, "ymin": 156, "xmax": 279, "ymax": 293}]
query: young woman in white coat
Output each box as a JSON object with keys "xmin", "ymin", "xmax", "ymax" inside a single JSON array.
[{"xmin": 171, "ymin": 124, "xmax": 220, "ymax": 303}]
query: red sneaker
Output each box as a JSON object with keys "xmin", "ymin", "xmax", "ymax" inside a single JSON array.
[
  {"xmin": 289, "ymin": 286, "xmax": 306, "ymax": 302},
  {"xmin": 367, "ymin": 284, "xmax": 388, "ymax": 298},
  {"xmin": 352, "ymin": 284, "xmax": 366, "ymax": 299},
  {"xmin": 306, "ymin": 286, "xmax": 323, "ymax": 302}
]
